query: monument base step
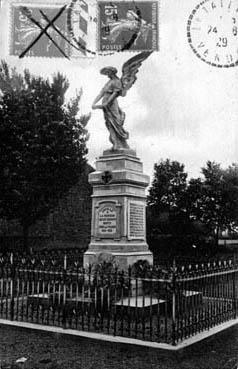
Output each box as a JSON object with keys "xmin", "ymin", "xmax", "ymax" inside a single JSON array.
[{"xmin": 83, "ymin": 251, "xmax": 153, "ymax": 270}]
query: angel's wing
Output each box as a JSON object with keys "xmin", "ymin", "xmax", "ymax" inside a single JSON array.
[{"xmin": 120, "ymin": 51, "xmax": 152, "ymax": 97}]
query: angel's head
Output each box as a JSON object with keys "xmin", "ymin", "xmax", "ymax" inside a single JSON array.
[{"xmin": 100, "ymin": 66, "xmax": 118, "ymax": 79}]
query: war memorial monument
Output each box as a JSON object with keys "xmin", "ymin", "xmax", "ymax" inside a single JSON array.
[{"xmin": 84, "ymin": 52, "xmax": 153, "ymax": 269}]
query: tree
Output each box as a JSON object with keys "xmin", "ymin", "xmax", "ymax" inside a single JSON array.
[
  {"xmin": 187, "ymin": 161, "xmax": 238, "ymax": 245},
  {"xmin": 224, "ymin": 164, "xmax": 238, "ymax": 229},
  {"xmin": 147, "ymin": 159, "xmax": 188, "ymax": 236},
  {"xmin": 0, "ymin": 61, "xmax": 90, "ymax": 250},
  {"xmin": 147, "ymin": 159, "xmax": 188, "ymax": 211}
]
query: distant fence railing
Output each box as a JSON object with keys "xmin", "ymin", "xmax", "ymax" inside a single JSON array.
[
  {"xmin": 0, "ymin": 249, "xmax": 85, "ymax": 270},
  {"xmin": 0, "ymin": 254, "xmax": 237, "ymax": 345}
]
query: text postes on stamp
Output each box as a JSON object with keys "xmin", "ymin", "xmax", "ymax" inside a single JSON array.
[
  {"xmin": 10, "ymin": 4, "xmax": 69, "ymax": 58},
  {"xmin": 187, "ymin": 0, "xmax": 238, "ymax": 68},
  {"xmin": 98, "ymin": 1, "xmax": 159, "ymax": 52}
]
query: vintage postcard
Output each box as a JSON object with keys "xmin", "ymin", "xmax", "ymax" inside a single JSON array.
[{"xmin": 0, "ymin": 0, "xmax": 238, "ymax": 368}]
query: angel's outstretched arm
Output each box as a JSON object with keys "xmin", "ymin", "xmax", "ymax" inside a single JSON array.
[
  {"xmin": 92, "ymin": 91, "xmax": 118, "ymax": 110},
  {"xmin": 92, "ymin": 89, "xmax": 104, "ymax": 108}
]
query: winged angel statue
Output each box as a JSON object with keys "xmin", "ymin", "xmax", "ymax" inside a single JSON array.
[{"xmin": 92, "ymin": 52, "xmax": 152, "ymax": 150}]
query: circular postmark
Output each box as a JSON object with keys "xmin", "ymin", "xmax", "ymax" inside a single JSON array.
[
  {"xmin": 187, "ymin": 0, "xmax": 238, "ymax": 67},
  {"xmin": 67, "ymin": 0, "xmax": 98, "ymax": 56},
  {"xmin": 66, "ymin": 0, "xmax": 157, "ymax": 56}
]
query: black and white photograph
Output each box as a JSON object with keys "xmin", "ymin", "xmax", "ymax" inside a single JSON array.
[{"xmin": 0, "ymin": 0, "xmax": 238, "ymax": 368}]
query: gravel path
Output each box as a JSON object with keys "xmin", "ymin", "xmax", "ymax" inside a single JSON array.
[{"xmin": 0, "ymin": 324, "xmax": 237, "ymax": 369}]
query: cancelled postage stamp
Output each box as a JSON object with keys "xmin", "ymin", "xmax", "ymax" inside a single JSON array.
[
  {"xmin": 97, "ymin": 1, "xmax": 159, "ymax": 52},
  {"xmin": 10, "ymin": 3, "xmax": 70, "ymax": 58}
]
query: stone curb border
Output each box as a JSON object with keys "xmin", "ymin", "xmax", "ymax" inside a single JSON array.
[{"xmin": 0, "ymin": 318, "xmax": 237, "ymax": 351}]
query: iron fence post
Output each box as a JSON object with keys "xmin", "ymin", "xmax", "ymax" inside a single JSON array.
[
  {"xmin": 232, "ymin": 256, "xmax": 237, "ymax": 318},
  {"xmin": 10, "ymin": 252, "xmax": 15, "ymax": 321},
  {"xmin": 171, "ymin": 258, "xmax": 177, "ymax": 346},
  {"xmin": 62, "ymin": 253, "xmax": 67, "ymax": 328}
]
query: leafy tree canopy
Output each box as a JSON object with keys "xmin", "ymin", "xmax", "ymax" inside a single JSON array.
[
  {"xmin": 147, "ymin": 159, "xmax": 238, "ymax": 246},
  {"xmin": 0, "ymin": 61, "xmax": 90, "ymax": 247},
  {"xmin": 187, "ymin": 161, "xmax": 238, "ymax": 240},
  {"xmin": 147, "ymin": 159, "xmax": 188, "ymax": 212},
  {"xmin": 147, "ymin": 159, "xmax": 188, "ymax": 237}
]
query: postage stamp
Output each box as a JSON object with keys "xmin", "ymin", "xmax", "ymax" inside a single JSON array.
[
  {"xmin": 9, "ymin": 3, "xmax": 70, "ymax": 58},
  {"xmin": 97, "ymin": 1, "xmax": 159, "ymax": 52}
]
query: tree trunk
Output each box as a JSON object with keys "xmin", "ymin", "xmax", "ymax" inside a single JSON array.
[{"xmin": 22, "ymin": 224, "xmax": 29, "ymax": 253}]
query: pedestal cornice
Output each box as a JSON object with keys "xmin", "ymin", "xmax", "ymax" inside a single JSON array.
[{"xmin": 89, "ymin": 170, "xmax": 150, "ymax": 187}]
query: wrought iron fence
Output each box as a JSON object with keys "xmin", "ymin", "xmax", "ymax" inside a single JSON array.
[
  {"xmin": 174, "ymin": 260, "xmax": 238, "ymax": 343},
  {"xmin": 0, "ymin": 254, "xmax": 237, "ymax": 346}
]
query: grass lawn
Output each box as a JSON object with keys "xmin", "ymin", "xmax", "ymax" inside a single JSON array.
[{"xmin": 0, "ymin": 323, "xmax": 238, "ymax": 369}]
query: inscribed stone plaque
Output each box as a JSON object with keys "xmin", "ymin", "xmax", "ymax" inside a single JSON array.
[
  {"xmin": 128, "ymin": 201, "xmax": 145, "ymax": 240},
  {"xmin": 95, "ymin": 201, "xmax": 121, "ymax": 238}
]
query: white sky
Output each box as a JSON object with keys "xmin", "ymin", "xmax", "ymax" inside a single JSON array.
[{"xmin": 0, "ymin": 0, "xmax": 237, "ymax": 179}]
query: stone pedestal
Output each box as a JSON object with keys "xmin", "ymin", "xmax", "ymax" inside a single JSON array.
[{"xmin": 83, "ymin": 148, "xmax": 153, "ymax": 270}]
